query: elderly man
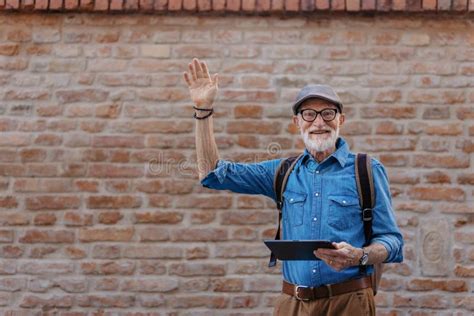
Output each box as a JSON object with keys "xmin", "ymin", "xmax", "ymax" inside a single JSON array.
[{"xmin": 184, "ymin": 58, "xmax": 403, "ymax": 316}]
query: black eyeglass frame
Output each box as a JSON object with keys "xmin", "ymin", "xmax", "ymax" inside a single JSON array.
[{"xmin": 298, "ymin": 108, "xmax": 340, "ymax": 122}]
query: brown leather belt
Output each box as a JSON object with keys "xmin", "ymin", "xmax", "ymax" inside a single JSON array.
[{"xmin": 282, "ymin": 276, "xmax": 372, "ymax": 301}]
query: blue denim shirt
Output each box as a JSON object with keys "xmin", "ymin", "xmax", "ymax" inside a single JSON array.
[{"xmin": 201, "ymin": 137, "xmax": 403, "ymax": 287}]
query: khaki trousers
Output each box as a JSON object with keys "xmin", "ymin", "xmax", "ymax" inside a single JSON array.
[{"xmin": 273, "ymin": 288, "xmax": 376, "ymax": 316}]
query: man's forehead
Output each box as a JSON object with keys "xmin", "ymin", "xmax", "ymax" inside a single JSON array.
[{"xmin": 299, "ymin": 98, "xmax": 338, "ymax": 110}]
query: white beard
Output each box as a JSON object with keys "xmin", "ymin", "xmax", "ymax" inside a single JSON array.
[{"xmin": 301, "ymin": 127, "xmax": 339, "ymax": 153}]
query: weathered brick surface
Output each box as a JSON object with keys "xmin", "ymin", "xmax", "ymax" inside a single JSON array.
[{"xmin": 0, "ymin": 13, "xmax": 472, "ymax": 314}]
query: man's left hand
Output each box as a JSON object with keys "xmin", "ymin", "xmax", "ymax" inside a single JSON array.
[{"xmin": 314, "ymin": 242, "xmax": 363, "ymax": 271}]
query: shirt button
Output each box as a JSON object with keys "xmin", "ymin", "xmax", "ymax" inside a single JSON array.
[
  {"xmin": 312, "ymin": 269, "xmax": 316, "ymax": 273},
  {"xmin": 313, "ymin": 217, "xmax": 317, "ymax": 221},
  {"xmin": 342, "ymin": 200, "xmax": 346, "ymax": 204},
  {"xmin": 315, "ymin": 170, "xmax": 320, "ymax": 174},
  {"xmin": 315, "ymin": 193, "xmax": 319, "ymax": 197},
  {"xmin": 290, "ymin": 198, "xmax": 294, "ymax": 202}
]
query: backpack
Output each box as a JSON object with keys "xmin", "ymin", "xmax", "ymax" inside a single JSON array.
[{"xmin": 268, "ymin": 153, "xmax": 383, "ymax": 295}]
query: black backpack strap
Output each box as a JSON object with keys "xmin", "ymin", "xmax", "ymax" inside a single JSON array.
[
  {"xmin": 268, "ymin": 154, "xmax": 303, "ymax": 267},
  {"xmin": 355, "ymin": 153, "xmax": 375, "ymax": 274}
]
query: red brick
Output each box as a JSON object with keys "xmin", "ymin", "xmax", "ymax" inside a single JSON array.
[
  {"xmin": 94, "ymin": 0, "xmax": 109, "ymax": 10},
  {"xmin": 183, "ymin": 0, "xmax": 197, "ymax": 9},
  {"xmin": 33, "ymin": 213, "xmax": 57, "ymax": 226},
  {"xmin": 48, "ymin": 0, "xmax": 61, "ymax": 9},
  {"xmin": 0, "ymin": 196, "xmax": 18, "ymax": 208},
  {"xmin": 256, "ymin": 0, "xmax": 270, "ymax": 10},
  {"xmin": 285, "ymin": 0, "xmax": 298, "ymax": 10},
  {"xmin": 20, "ymin": 295, "xmax": 74, "ymax": 309},
  {"xmin": 122, "ymin": 278, "xmax": 178, "ymax": 292},
  {"xmin": 25, "ymin": 196, "xmax": 80, "ymax": 211},
  {"xmin": 407, "ymin": 279, "xmax": 468, "ymax": 292},
  {"xmin": 186, "ymin": 246, "xmax": 210, "ymax": 259},
  {"xmin": 76, "ymin": 295, "xmax": 135, "ymax": 307},
  {"xmin": 124, "ymin": 245, "xmax": 182, "ymax": 259},
  {"xmin": 0, "ymin": 44, "xmax": 19, "ymax": 56},
  {"xmin": 232, "ymin": 295, "xmax": 259, "ymax": 308},
  {"xmin": 19, "ymin": 229, "xmax": 74, "ymax": 243},
  {"xmin": 191, "ymin": 211, "xmax": 216, "ymax": 224},
  {"xmin": 211, "ymin": 278, "xmax": 244, "ymax": 292},
  {"xmin": 168, "ymin": 0, "xmax": 183, "ymax": 10},
  {"xmin": 413, "ymin": 154, "xmax": 470, "ymax": 168},
  {"xmin": 2, "ymin": 245, "xmax": 24, "ymax": 258},
  {"xmin": 226, "ymin": 0, "xmax": 240, "ymax": 10},
  {"xmin": 0, "ymin": 212, "xmax": 29, "ymax": 225},
  {"xmin": 418, "ymin": 295, "xmax": 449, "ymax": 309},
  {"xmin": 437, "ymin": 0, "xmax": 451, "ymax": 10},
  {"xmin": 98, "ymin": 211, "xmax": 123, "ymax": 225},
  {"xmin": 458, "ymin": 173, "xmax": 474, "ymax": 185},
  {"xmin": 227, "ymin": 120, "xmax": 281, "ymax": 134},
  {"xmin": 79, "ymin": 227, "xmax": 134, "ymax": 242},
  {"xmin": 406, "ymin": 0, "xmax": 422, "ymax": 10},
  {"xmin": 191, "ymin": 0, "xmax": 209, "ymax": 10},
  {"xmin": 442, "ymin": 203, "xmax": 474, "ymax": 215},
  {"xmin": 134, "ymin": 211, "xmax": 183, "ymax": 224},
  {"xmin": 171, "ymin": 228, "xmax": 228, "ymax": 241},
  {"xmin": 110, "ymin": 0, "xmax": 123, "ymax": 10},
  {"xmin": 89, "ymin": 164, "xmax": 143, "ymax": 178},
  {"xmin": 169, "ymin": 263, "xmax": 226, "ymax": 276},
  {"xmin": 424, "ymin": 171, "xmax": 451, "ymax": 184},
  {"xmin": 332, "ymin": 0, "xmax": 345, "ymax": 9},
  {"xmin": 377, "ymin": 0, "xmax": 391, "ymax": 10},
  {"xmin": 64, "ymin": 0, "xmax": 79, "ymax": 9},
  {"xmin": 56, "ymin": 89, "xmax": 108, "ymax": 103},
  {"xmin": 452, "ymin": 0, "xmax": 468, "ymax": 10},
  {"xmin": 175, "ymin": 195, "xmax": 232, "ymax": 209},
  {"xmin": 212, "ymin": 0, "xmax": 226, "ymax": 10},
  {"xmin": 346, "ymin": 0, "xmax": 360, "ymax": 10},
  {"xmin": 138, "ymin": 227, "xmax": 169, "ymax": 242},
  {"xmin": 408, "ymin": 187, "xmax": 465, "ymax": 202},
  {"xmin": 455, "ymin": 265, "xmax": 474, "ymax": 277},
  {"xmin": 124, "ymin": 0, "xmax": 139, "ymax": 9},
  {"xmin": 65, "ymin": 246, "xmax": 87, "ymax": 259},
  {"xmin": 0, "ymin": 229, "xmax": 13, "ymax": 242},
  {"xmin": 87, "ymin": 195, "xmax": 141, "ymax": 209},
  {"xmin": 34, "ymin": 0, "xmax": 48, "ymax": 9},
  {"xmin": 361, "ymin": 0, "xmax": 377, "ymax": 9},
  {"xmin": 271, "ymin": 0, "xmax": 284, "ymax": 10}
]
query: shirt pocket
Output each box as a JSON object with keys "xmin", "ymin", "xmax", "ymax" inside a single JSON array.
[
  {"xmin": 283, "ymin": 190, "xmax": 307, "ymax": 227},
  {"xmin": 328, "ymin": 195, "xmax": 361, "ymax": 231}
]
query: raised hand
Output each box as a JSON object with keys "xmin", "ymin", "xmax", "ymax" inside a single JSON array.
[{"xmin": 183, "ymin": 58, "xmax": 218, "ymax": 109}]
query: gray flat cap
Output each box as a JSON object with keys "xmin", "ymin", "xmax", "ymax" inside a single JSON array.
[{"xmin": 292, "ymin": 84, "xmax": 343, "ymax": 114}]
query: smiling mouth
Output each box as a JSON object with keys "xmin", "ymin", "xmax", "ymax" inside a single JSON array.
[{"xmin": 310, "ymin": 131, "xmax": 331, "ymax": 135}]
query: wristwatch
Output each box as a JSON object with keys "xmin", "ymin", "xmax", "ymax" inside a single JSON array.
[{"xmin": 359, "ymin": 248, "xmax": 369, "ymax": 266}]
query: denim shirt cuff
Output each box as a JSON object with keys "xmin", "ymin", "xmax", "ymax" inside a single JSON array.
[
  {"xmin": 372, "ymin": 236, "xmax": 402, "ymax": 263},
  {"xmin": 200, "ymin": 159, "xmax": 230, "ymax": 187}
]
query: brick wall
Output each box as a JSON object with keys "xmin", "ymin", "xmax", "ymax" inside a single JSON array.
[{"xmin": 0, "ymin": 13, "xmax": 473, "ymax": 314}]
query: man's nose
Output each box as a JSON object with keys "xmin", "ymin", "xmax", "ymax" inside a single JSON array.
[{"xmin": 312, "ymin": 114, "xmax": 326, "ymax": 126}]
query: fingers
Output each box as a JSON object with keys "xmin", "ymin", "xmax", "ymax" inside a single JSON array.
[
  {"xmin": 185, "ymin": 58, "xmax": 213, "ymax": 85},
  {"xmin": 201, "ymin": 61, "xmax": 211, "ymax": 79},
  {"xmin": 183, "ymin": 72, "xmax": 191, "ymax": 86},
  {"xmin": 188, "ymin": 62, "xmax": 197, "ymax": 81},
  {"xmin": 193, "ymin": 58, "xmax": 204, "ymax": 79},
  {"xmin": 212, "ymin": 73, "xmax": 218, "ymax": 86}
]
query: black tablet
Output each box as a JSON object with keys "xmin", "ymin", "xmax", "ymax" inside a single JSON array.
[{"xmin": 264, "ymin": 240, "xmax": 336, "ymax": 261}]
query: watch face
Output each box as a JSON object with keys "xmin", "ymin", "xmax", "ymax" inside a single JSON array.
[{"xmin": 361, "ymin": 253, "xmax": 369, "ymax": 265}]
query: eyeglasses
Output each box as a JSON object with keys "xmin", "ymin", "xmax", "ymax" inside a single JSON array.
[{"xmin": 299, "ymin": 108, "xmax": 339, "ymax": 122}]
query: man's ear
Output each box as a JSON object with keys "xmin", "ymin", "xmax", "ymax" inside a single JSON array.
[
  {"xmin": 292, "ymin": 115, "xmax": 300, "ymax": 128},
  {"xmin": 338, "ymin": 113, "xmax": 345, "ymax": 126}
]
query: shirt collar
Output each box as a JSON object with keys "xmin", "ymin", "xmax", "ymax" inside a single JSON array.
[{"xmin": 300, "ymin": 137, "xmax": 350, "ymax": 168}]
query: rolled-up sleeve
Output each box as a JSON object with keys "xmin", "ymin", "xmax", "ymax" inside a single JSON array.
[
  {"xmin": 370, "ymin": 161, "xmax": 404, "ymax": 263},
  {"xmin": 201, "ymin": 159, "xmax": 282, "ymax": 200}
]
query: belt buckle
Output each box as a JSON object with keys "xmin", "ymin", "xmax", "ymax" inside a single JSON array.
[{"xmin": 295, "ymin": 285, "xmax": 310, "ymax": 301}]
